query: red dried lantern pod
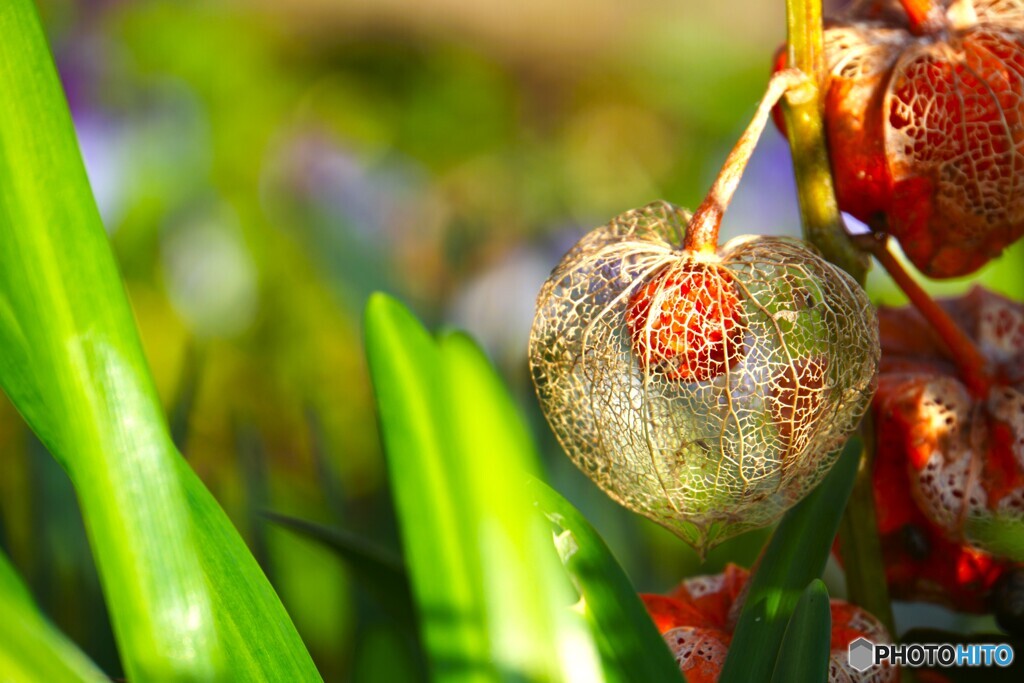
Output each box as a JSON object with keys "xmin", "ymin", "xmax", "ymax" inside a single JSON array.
[
  {"xmin": 828, "ymin": 601, "xmax": 899, "ymax": 683},
  {"xmin": 640, "ymin": 566, "xmax": 749, "ymax": 683},
  {"xmin": 625, "ymin": 263, "xmax": 746, "ymax": 383},
  {"xmin": 786, "ymin": 0, "xmax": 1024, "ymax": 278},
  {"xmin": 666, "ymin": 562, "xmax": 750, "ymax": 627},
  {"xmin": 642, "ymin": 589, "xmax": 730, "ymax": 683},
  {"xmin": 640, "ymin": 564, "xmax": 899, "ymax": 683},
  {"xmin": 529, "ymin": 73, "xmax": 880, "ymax": 553},
  {"xmin": 865, "ymin": 402, "xmax": 1011, "ymax": 612},
  {"xmin": 872, "ymin": 286, "xmax": 1024, "ymax": 555}
]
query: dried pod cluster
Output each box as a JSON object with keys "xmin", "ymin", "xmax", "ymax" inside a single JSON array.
[
  {"xmin": 873, "ymin": 287, "xmax": 1024, "ymax": 561},
  {"xmin": 529, "ymin": 201, "xmax": 879, "ymax": 551},
  {"xmin": 866, "ymin": 410, "xmax": 1014, "ymax": 615},
  {"xmin": 798, "ymin": 0, "xmax": 1024, "ymax": 277},
  {"xmin": 641, "ymin": 564, "xmax": 898, "ymax": 683}
]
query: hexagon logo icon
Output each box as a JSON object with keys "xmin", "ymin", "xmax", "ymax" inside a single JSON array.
[{"xmin": 848, "ymin": 637, "xmax": 874, "ymax": 672}]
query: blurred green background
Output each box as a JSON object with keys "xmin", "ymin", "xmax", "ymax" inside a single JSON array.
[{"xmin": 2, "ymin": 0, "xmax": 1021, "ymax": 679}]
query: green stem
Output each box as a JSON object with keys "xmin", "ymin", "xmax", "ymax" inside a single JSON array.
[
  {"xmin": 836, "ymin": 417, "xmax": 897, "ymax": 638},
  {"xmin": 686, "ymin": 69, "xmax": 810, "ymax": 254},
  {"xmin": 782, "ymin": 0, "xmax": 867, "ymax": 282},
  {"xmin": 782, "ymin": 0, "xmax": 896, "ymax": 638},
  {"xmin": 786, "ymin": 0, "xmax": 823, "ymax": 81}
]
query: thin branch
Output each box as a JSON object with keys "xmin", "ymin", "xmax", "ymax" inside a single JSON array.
[
  {"xmin": 685, "ymin": 69, "xmax": 811, "ymax": 253},
  {"xmin": 857, "ymin": 232, "xmax": 992, "ymax": 397}
]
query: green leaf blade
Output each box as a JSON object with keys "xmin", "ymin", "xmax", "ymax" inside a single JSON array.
[
  {"xmin": 528, "ymin": 479, "xmax": 685, "ymax": 683},
  {"xmin": 0, "ymin": 2, "xmax": 222, "ymax": 676},
  {"xmin": 365, "ymin": 295, "xmax": 605, "ymax": 682},
  {"xmin": 364, "ymin": 294, "xmax": 491, "ymax": 680},
  {"xmin": 0, "ymin": 549, "xmax": 109, "ymax": 682},
  {"xmin": 719, "ymin": 438, "xmax": 860, "ymax": 683},
  {"xmin": 440, "ymin": 331, "xmax": 603, "ymax": 682},
  {"xmin": 0, "ymin": 1, "xmax": 320, "ymax": 679},
  {"xmin": 770, "ymin": 579, "xmax": 831, "ymax": 683},
  {"xmin": 177, "ymin": 462, "xmax": 324, "ymax": 681},
  {"xmin": 264, "ymin": 512, "xmax": 416, "ymax": 626}
]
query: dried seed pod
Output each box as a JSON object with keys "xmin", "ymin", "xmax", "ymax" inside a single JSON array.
[
  {"xmin": 641, "ymin": 564, "xmax": 899, "ymax": 683},
  {"xmin": 641, "ymin": 566, "xmax": 748, "ymax": 683},
  {"xmin": 782, "ymin": 0, "xmax": 1024, "ymax": 278},
  {"xmin": 827, "ymin": 601, "xmax": 899, "ymax": 683},
  {"xmin": 528, "ymin": 201, "xmax": 879, "ymax": 551},
  {"xmin": 840, "ymin": 360, "xmax": 1014, "ymax": 614},
  {"xmin": 858, "ymin": 400, "xmax": 1012, "ymax": 613},
  {"xmin": 872, "ymin": 287, "xmax": 1024, "ymax": 555}
]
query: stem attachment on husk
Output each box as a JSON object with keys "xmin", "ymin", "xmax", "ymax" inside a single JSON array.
[
  {"xmin": 900, "ymin": 0, "xmax": 948, "ymax": 35},
  {"xmin": 685, "ymin": 69, "xmax": 811, "ymax": 253}
]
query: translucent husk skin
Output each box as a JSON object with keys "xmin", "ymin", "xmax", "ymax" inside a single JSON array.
[{"xmin": 529, "ymin": 202, "xmax": 880, "ymax": 553}]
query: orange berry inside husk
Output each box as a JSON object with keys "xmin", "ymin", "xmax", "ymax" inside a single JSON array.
[{"xmin": 626, "ymin": 262, "xmax": 745, "ymax": 382}]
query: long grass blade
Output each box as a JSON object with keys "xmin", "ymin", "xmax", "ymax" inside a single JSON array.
[
  {"xmin": 365, "ymin": 294, "xmax": 488, "ymax": 679},
  {"xmin": 441, "ymin": 331, "xmax": 604, "ymax": 682},
  {"xmin": 718, "ymin": 438, "xmax": 860, "ymax": 683},
  {"xmin": 0, "ymin": 2, "xmax": 319, "ymax": 679},
  {"xmin": 0, "ymin": 549, "xmax": 109, "ymax": 682},
  {"xmin": 264, "ymin": 512, "xmax": 415, "ymax": 624},
  {"xmin": 769, "ymin": 579, "xmax": 831, "ymax": 683},
  {"xmin": 365, "ymin": 293, "xmax": 603, "ymax": 682},
  {"xmin": 527, "ymin": 479, "xmax": 685, "ymax": 683}
]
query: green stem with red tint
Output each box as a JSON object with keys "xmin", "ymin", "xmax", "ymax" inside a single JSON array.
[
  {"xmin": 782, "ymin": 0, "xmax": 868, "ymax": 282},
  {"xmin": 686, "ymin": 69, "xmax": 811, "ymax": 253},
  {"xmin": 857, "ymin": 233, "xmax": 992, "ymax": 397},
  {"xmin": 782, "ymin": 0, "xmax": 895, "ymax": 639}
]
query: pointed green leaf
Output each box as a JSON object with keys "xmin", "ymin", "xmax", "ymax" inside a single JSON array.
[
  {"xmin": 527, "ymin": 479, "xmax": 685, "ymax": 683},
  {"xmin": 175, "ymin": 461, "xmax": 323, "ymax": 680},
  {"xmin": 0, "ymin": 1, "xmax": 319, "ymax": 679},
  {"xmin": 264, "ymin": 512, "xmax": 416, "ymax": 625},
  {"xmin": 365, "ymin": 294, "xmax": 488, "ymax": 679},
  {"xmin": 365, "ymin": 293, "xmax": 603, "ymax": 682},
  {"xmin": 0, "ymin": 549, "xmax": 109, "ymax": 682},
  {"xmin": 719, "ymin": 438, "xmax": 860, "ymax": 683},
  {"xmin": 441, "ymin": 331, "xmax": 603, "ymax": 682},
  {"xmin": 770, "ymin": 580, "xmax": 830, "ymax": 683}
]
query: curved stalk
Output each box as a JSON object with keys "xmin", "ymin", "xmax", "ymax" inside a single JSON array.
[
  {"xmin": 857, "ymin": 233, "xmax": 992, "ymax": 397},
  {"xmin": 685, "ymin": 69, "xmax": 811, "ymax": 253}
]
